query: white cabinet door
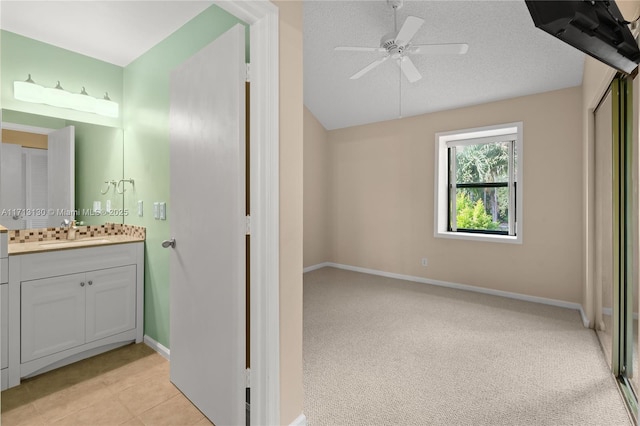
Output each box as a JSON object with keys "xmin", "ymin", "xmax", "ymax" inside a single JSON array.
[
  {"xmin": 21, "ymin": 274, "xmax": 86, "ymax": 363},
  {"xmin": 85, "ymin": 265, "xmax": 136, "ymax": 343}
]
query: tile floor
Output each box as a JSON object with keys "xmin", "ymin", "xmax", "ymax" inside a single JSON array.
[{"xmin": 0, "ymin": 343, "xmax": 213, "ymax": 425}]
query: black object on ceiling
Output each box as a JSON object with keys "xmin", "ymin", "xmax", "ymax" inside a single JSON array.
[{"xmin": 526, "ymin": 0, "xmax": 640, "ymax": 74}]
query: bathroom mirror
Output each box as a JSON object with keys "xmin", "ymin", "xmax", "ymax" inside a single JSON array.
[{"xmin": 0, "ymin": 109, "xmax": 124, "ymax": 229}]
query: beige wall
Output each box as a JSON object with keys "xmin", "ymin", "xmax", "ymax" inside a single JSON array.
[
  {"xmin": 327, "ymin": 87, "xmax": 583, "ymax": 303},
  {"xmin": 303, "ymin": 107, "xmax": 331, "ymax": 267},
  {"xmin": 276, "ymin": 1, "xmax": 304, "ymax": 424}
]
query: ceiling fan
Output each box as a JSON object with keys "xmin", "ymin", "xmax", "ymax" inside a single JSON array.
[{"xmin": 335, "ymin": 0, "xmax": 469, "ymax": 83}]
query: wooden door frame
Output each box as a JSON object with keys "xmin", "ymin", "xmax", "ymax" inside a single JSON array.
[{"xmin": 213, "ymin": 2, "xmax": 281, "ymax": 425}]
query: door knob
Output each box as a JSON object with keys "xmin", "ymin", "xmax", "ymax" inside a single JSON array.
[{"xmin": 162, "ymin": 238, "xmax": 176, "ymax": 249}]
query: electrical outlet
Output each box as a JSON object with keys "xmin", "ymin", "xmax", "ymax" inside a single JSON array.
[{"xmin": 421, "ymin": 258, "xmax": 428, "ymax": 267}]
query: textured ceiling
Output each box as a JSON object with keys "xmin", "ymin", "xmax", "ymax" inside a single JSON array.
[
  {"xmin": 0, "ymin": 1, "xmax": 213, "ymax": 67},
  {"xmin": 304, "ymin": 1, "xmax": 585, "ymax": 130},
  {"xmin": 1, "ymin": 1, "xmax": 585, "ymax": 130}
]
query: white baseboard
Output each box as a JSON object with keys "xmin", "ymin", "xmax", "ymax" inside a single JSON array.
[
  {"xmin": 144, "ymin": 335, "xmax": 170, "ymax": 360},
  {"xmin": 303, "ymin": 262, "xmax": 331, "ymax": 273},
  {"xmin": 601, "ymin": 307, "xmax": 639, "ymax": 321},
  {"xmin": 290, "ymin": 413, "xmax": 307, "ymax": 426},
  {"xmin": 319, "ymin": 262, "xmax": 589, "ymax": 324}
]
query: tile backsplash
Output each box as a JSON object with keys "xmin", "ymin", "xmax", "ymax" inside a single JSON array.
[{"xmin": 8, "ymin": 223, "xmax": 146, "ymax": 244}]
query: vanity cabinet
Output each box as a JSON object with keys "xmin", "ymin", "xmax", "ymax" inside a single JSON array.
[
  {"xmin": 7, "ymin": 242, "xmax": 143, "ymax": 388},
  {"xmin": 21, "ymin": 265, "xmax": 136, "ymax": 363}
]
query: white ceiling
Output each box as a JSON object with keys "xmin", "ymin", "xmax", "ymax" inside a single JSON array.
[
  {"xmin": 0, "ymin": 1, "xmax": 585, "ymax": 131},
  {"xmin": 304, "ymin": 1, "xmax": 585, "ymax": 130},
  {"xmin": 0, "ymin": 1, "xmax": 213, "ymax": 67}
]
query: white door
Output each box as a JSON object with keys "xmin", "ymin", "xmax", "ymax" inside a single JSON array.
[
  {"xmin": 168, "ymin": 24, "xmax": 246, "ymax": 425},
  {"xmin": 0, "ymin": 143, "xmax": 25, "ymax": 230},
  {"xmin": 47, "ymin": 126, "xmax": 75, "ymax": 227}
]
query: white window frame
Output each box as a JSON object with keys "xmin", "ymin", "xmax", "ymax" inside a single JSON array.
[{"xmin": 434, "ymin": 122, "xmax": 523, "ymax": 244}]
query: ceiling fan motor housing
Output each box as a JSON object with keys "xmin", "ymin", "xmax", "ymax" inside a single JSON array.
[{"xmin": 381, "ymin": 32, "xmax": 405, "ymax": 57}]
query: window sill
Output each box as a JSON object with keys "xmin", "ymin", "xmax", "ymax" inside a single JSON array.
[{"xmin": 435, "ymin": 231, "xmax": 522, "ymax": 244}]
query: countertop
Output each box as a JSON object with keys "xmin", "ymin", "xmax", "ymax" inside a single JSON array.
[{"xmin": 8, "ymin": 235, "xmax": 144, "ymax": 255}]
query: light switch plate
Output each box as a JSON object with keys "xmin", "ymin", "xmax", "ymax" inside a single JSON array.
[
  {"xmin": 93, "ymin": 201, "xmax": 101, "ymax": 213},
  {"xmin": 105, "ymin": 199, "xmax": 111, "ymax": 212},
  {"xmin": 138, "ymin": 200, "xmax": 143, "ymax": 217},
  {"xmin": 159, "ymin": 202, "xmax": 166, "ymax": 220},
  {"xmin": 153, "ymin": 202, "xmax": 159, "ymax": 220}
]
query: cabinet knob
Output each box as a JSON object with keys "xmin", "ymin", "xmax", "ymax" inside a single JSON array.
[
  {"xmin": 88, "ymin": 280, "xmax": 93, "ymax": 286},
  {"xmin": 80, "ymin": 282, "xmax": 85, "ymax": 287}
]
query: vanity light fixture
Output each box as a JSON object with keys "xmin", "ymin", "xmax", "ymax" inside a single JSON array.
[
  {"xmin": 13, "ymin": 74, "xmax": 44, "ymax": 104},
  {"xmin": 13, "ymin": 74, "xmax": 119, "ymax": 118},
  {"xmin": 44, "ymin": 81, "xmax": 73, "ymax": 110},
  {"xmin": 95, "ymin": 92, "xmax": 119, "ymax": 118}
]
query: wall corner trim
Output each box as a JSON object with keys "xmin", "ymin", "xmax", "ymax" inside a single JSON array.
[
  {"xmin": 578, "ymin": 305, "xmax": 591, "ymax": 328},
  {"xmin": 311, "ymin": 263, "xmax": 588, "ymax": 323},
  {"xmin": 143, "ymin": 335, "xmax": 170, "ymax": 360},
  {"xmin": 289, "ymin": 413, "xmax": 307, "ymax": 426}
]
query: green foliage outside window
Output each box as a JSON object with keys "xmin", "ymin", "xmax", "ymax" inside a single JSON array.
[
  {"xmin": 456, "ymin": 191, "xmax": 500, "ymax": 230},
  {"xmin": 454, "ymin": 142, "xmax": 514, "ymax": 228}
]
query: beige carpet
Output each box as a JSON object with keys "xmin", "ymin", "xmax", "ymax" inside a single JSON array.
[{"xmin": 303, "ymin": 267, "xmax": 632, "ymax": 426}]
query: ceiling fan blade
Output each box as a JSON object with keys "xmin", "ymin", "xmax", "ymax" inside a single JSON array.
[
  {"xmin": 350, "ymin": 56, "xmax": 389, "ymax": 79},
  {"xmin": 395, "ymin": 16, "xmax": 425, "ymax": 46},
  {"xmin": 335, "ymin": 46, "xmax": 385, "ymax": 52},
  {"xmin": 408, "ymin": 43, "xmax": 469, "ymax": 55},
  {"xmin": 398, "ymin": 56, "xmax": 422, "ymax": 83}
]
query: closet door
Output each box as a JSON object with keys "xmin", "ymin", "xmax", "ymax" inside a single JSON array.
[
  {"xmin": 47, "ymin": 126, "xmax": 74, "ymax": 227},
  {"xmin": 595, "ymin": 88, "xmax": 614, "ymax": 365},
  {"xmin": 0, "ymin": 143, "xmax": 25, "ymax": 230},
  {"xmin": 23, "ymin": 148, "xmax": 48, "ymax": 228}
]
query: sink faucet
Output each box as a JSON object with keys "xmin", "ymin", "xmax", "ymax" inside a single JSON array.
[{"xmin": 66, "ymin": 220, "xmax": 78, "ymax": 240}]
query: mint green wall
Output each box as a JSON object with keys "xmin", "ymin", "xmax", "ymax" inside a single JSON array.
[
  {"xmin": 1, "ymin": 31, "xmax": 123, "ymax": 128},
  {"xmin": 72, "ymin": 122, "xmax": 124, "ymax": 224},
  {"xmin": 0, "ymin": 109, "xmax": 124, "ymax": 225},
  {"xmin": 123, "ymin": 5, "xmax": 248, "ymax": 348},
  {"xmin": 2, "ymin": 109, "xmax": 66, "ymax": 129}
]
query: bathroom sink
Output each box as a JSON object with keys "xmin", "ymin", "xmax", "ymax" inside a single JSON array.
[{"xmin": 39, "ymin": 238, "xmax": 112, "ymax": 249}]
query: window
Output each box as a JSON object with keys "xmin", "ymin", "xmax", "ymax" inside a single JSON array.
[{"xmin": 435, "ymin": 122, "xmax": 523, "ymax": 243}]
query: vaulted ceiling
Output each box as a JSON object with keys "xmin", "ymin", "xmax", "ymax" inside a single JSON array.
[{"xmin": 304, "ymin": 1, "xmax": 585, "ymax": 130}]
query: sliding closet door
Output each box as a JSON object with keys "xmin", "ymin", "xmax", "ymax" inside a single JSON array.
[
  {"xmin": 634, "ymin": 76, "xmax": 640, "ymax": 398},
  {"xmin": 595, "ymin": 88, "xmax": 614, "ymax": 366}
]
